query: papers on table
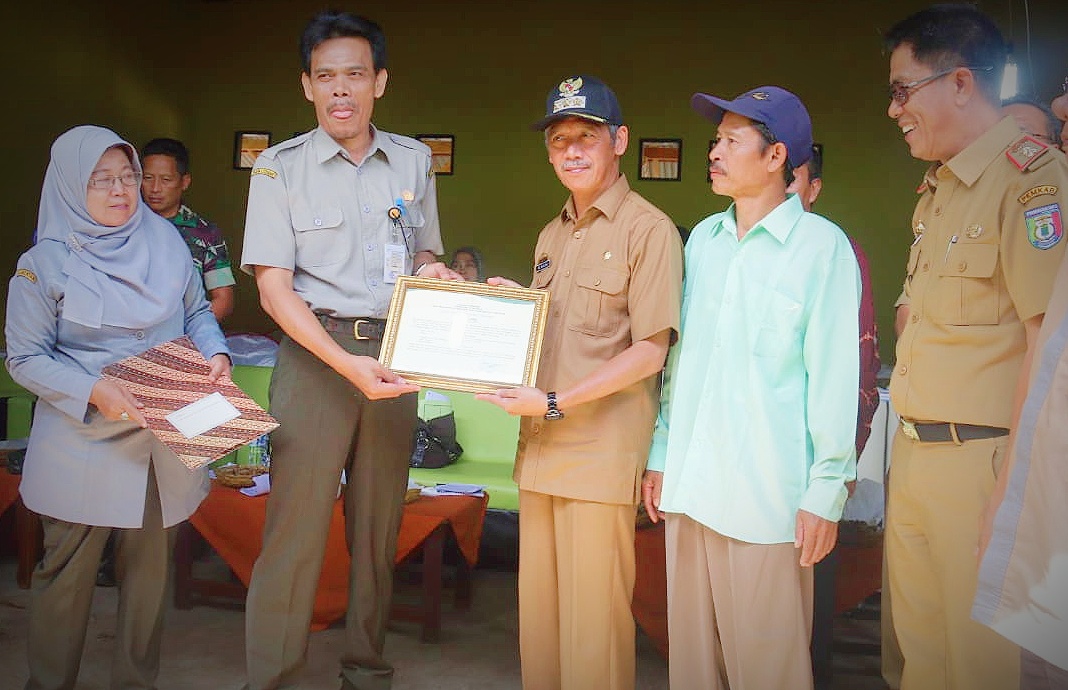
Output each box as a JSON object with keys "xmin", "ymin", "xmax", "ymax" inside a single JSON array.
[
  {"xmin": 420, "ymin": 482, "xmax": 486, "ymax": 498},
  {"xmin": 239, "ymin": 473, "xmax": 271, "ymax": 497}
]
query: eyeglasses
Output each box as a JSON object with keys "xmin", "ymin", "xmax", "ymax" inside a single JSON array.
[
  {"xmin": 888, "ymin": 65, "xmax": 993, "ymax": 105},
  {"xmin": 87, "ymin": 171, "xmax": 143, "ymax": 190}
]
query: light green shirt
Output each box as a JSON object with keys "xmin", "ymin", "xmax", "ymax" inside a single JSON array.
[{"xmin": 647, "ymin": 194, "xmax": 860, "ymax": 544}]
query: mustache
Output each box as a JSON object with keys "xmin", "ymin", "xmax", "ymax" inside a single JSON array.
[
  {"xmin": 328, "ymin": 100, "xmax": 356, "ymax": 112},
  {"xmin": 562, "ymin": 160, "xmax": 590, "ymax": 171},
  {"xmin": 709, "ymin": 164, "xmax": 725, "ymax": 175}
]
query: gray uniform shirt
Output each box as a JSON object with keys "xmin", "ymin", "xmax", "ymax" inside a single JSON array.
[
  {"xmin": 240, "ymin": 126, "xmax": 444, "ymax": 318},
  {"xmin": 5, "ymin": 239, "xmax": 229, "ymax": 528}
]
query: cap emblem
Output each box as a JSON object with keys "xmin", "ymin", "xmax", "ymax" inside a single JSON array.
[
  {"xmin": 751, "ymin": 92, "xmax": 770, "ymax": 100},
  {"xmin": 558, "ymin": 77, "xmax": 584, "ymax": 96},
  {"xmin": 552, "ymin": 95, "xmax": 588, "ymax": 114}
]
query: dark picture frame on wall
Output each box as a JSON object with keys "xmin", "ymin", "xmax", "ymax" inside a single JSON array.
[
  {"xmin": 638, "ymin": 138, "xmax": 682, "ymax": 181},
  {"xmin": 233, "ymin": 131, "xmax": 271, "ymax": 170},
  {"xmin": 415, "ymin": 134, "xmax": 455, "ymax": 175}
]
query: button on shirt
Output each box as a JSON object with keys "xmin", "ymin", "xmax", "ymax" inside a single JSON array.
[
  {"xmin": 647, "ymin": 194, "xmax": 860, "ymax": 544},
  {"xmin": 891, "ymin": 117, "xmax": 1068, "ymax": 427},
  {"xmin": 239, "ymin": 126, "xmax": 444, "ymax": 318}
]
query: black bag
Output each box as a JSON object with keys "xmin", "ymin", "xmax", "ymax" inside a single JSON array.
[{"xmin": 410, "ymin": 412, "xmax": 463, "ymax": 469}]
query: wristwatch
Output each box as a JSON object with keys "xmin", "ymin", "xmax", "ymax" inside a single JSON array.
[{"xmin": 544, "ymin": 391, "xmax": 565, "ymax": 421}]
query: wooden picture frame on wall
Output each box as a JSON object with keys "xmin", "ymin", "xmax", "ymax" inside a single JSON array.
[
  {"xmin": 638, "ymin": 138, "xmax": 682, "ymax": 181},
  {"xmin": 233, "ymin": 131, "xmax": 271, "ymax": 170},
  {"xmin": 416, "ymin": 134, "xmax": 455, "ymax": 175}
]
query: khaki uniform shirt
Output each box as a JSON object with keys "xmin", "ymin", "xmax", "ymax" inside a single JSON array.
[
  {"xmin": 974, "ymin": 250, "xmax": 1068, "ymax": 670},
  {"xmin": 891, "ymin": 117, "xmax": 1068, "ymax": 427},
  {"xmin": 514, "ymin": 174, "xmax": 683, "ymax": 505},
  {"xmin": 240, "ymin": 127, "xmax": 444, "ymax": 318}
]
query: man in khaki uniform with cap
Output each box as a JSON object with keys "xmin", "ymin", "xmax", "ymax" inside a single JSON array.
[
  {"xmin": 477, "ymin": 74, "xmax": 683, "ymax": 690},
  {"xmin": 239, "ymin": 10, "xmax": 458, "ymax": 690},
  {"xmin": 884, "ymin": 6, "xmax": 1068, "ymax": 689}
]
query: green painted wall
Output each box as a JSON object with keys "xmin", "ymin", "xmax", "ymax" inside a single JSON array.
[{"xmin": 3, "ymin": 0, "xmax": 1067, "ymax": 365}]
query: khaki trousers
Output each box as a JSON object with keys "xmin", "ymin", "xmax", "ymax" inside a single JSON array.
[
  {"xmin": 26, "ymin": 463, "xmax": 174, "ymax": 690},
  {"xmin": 665, "ymin": 514, "xmax": 814, "ymax": 690},
  {"xmin": 886, "ymin": 429, "xmax": 1020, "ymax": 690},
  {"xmin": 517, "ymin": 490, "xmax": 637, "ymax": 690},
  {"xmin": 244, "ymin": 335, "xmax": 416, "ymax": 690}
]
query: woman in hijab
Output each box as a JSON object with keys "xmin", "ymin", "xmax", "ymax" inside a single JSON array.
[
  {"xmin": 5, "ymin": 125, "xmax": 230, "ymax": 689},
  {"xmin": 449, "ymin": 245, "xmax": 486, "ymax": 282}
]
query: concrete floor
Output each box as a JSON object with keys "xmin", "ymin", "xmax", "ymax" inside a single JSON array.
[{"xmin": 0, "ymin": 555, "xmax": 889, "ymax": 690}]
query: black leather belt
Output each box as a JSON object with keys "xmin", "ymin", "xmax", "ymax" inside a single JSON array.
[
  {"xmin": 319, "ymin": 315, "xmax": 386, "ymax": 341},
  {"xmin": 900, "ymin": 419, "xmax": 1009, "ymax": 443}
]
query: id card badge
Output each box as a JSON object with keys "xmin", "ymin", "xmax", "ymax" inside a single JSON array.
[{"xmin": 383, "ymin": 243, "xmax": 407, "ymax": 284}]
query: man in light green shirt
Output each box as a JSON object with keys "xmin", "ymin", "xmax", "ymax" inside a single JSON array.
[{"xmin": 642, "ymin": 86, "xmax": 860, "ymax": 689}]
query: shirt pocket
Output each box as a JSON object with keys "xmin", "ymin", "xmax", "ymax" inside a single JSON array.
[
  {"xmin": 291, "ymin": 206, "xmax": 346, "ymax": 267},
  {"xmin": 570, "ymin": 266, "xmax": 628, "ymax": 337},
  {"xmin": 935, "ymin": 242, "xmax": 999, "ymax": 325},
  {"xmin": 753, "ymin": 289, "xmax": 804, "ymax": 359}
]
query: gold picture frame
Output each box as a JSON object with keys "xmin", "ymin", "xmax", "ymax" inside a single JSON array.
[
  {"xmin": 638, "ymin": 137, "xmax": 682, "ymax": 181},
  {"xmin": 379, "ymin": 276, "xmax": 549, "ymax": 393},
  {"xmin": 233, "ymin": 131, "xmax": 271, "ymax": 170},
  {"xmin": 415, "ymin": 134, "xmax": 455, "ymax": 175}
]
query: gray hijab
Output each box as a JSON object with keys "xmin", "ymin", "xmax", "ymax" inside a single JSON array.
[{"xmin": 36, "ymin": 125, "xmax": 189, "ymax": 329}]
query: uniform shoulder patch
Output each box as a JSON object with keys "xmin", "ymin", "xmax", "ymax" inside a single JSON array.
[
  {"xmin": 15, "ymin": 268, "xmax": 37, "ymax": 283},
  {"xmin": 1006, "ymin": 135, "xmax": 1049, "ymax": 171},
  {"xmin": 1018, "ymin": 185, "xmax": 1058, "ymax": 204},
  {"xmin": 251, "ymin": 167, "xmax": 277, "ymax": 179},
  {"xmin": 1025, "ymin": 203, "xmax": 1063, "ymax": 249}
]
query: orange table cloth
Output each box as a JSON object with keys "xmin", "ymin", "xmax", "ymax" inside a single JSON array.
[
  {"xmin": 189, "ymin": 482, "xmax": 487, "ymax": 631},
  {"xmin": 0, "ymin": 470, "xmax": 19, "ymax": 518}
]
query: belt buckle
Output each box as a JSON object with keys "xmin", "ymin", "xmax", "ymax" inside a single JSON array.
[
  {"xmin": 901, "ymin": 419, "xmax": 919, "ymax": 441},
  {"xmin": 353, "ymin": 318, "xmax": 371, "ymax": 340}
]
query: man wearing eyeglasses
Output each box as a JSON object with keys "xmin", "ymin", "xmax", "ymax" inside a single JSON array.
[
  {"xmin": 883, "ymin": 6, "xmax": 1068, "ymax": 690},
  {"xmin": 141, "ymin": 138, "xmax": 236, "ymax": 322}
]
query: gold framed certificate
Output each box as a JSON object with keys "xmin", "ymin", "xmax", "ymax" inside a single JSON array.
[{"xmin": 379, "ymin": 276, "xmax": 549, "ymax": 393}]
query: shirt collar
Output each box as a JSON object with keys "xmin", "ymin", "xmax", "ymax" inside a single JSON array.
[
  {"xmin": 710, "ymin": 193, "xmax": 804, "ymax": 244},
  {"xmin": 312, "ymin": 124, "xmax": 389, "ymax": 166},
  {"xmin": 944, "ymin": 117, "xmax": 1022, "ymax": 187},
  {"xmin": 561, "ymin": 174, "xmax": 630, "ymax": 223}
]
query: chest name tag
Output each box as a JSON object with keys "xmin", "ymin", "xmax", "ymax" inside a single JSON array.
[
  {"xmin": 383, "ymin": 244, "xmax": 407, "ymax": 284},
  {"xmin": 535, "ymin": 257, "xmax": 551, "ymax": 273}
]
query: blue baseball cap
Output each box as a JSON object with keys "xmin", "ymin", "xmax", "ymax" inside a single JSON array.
[
  {"xmin": 532, "ymin": 75, "xmax": 624, "ymax": 131},
  {"xmin": 691, "ymin": 86, "xmax": 814, "ymax": 169}
]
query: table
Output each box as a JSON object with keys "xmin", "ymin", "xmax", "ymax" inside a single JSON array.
[
  {"xmin": 0, "ymin": 469, "xmax": 18, "ymax": 518},
  {"xmin": 175, "ymin": 482, "xmax": 488, "ymax": 642},
  {"xmin": 1, "ymin": 467, "xmax": 40, "ymax": 590}
]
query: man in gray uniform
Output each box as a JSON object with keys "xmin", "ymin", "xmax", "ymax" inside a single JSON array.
[{"xmin": 239, "ymin": 10, "xmax": 457, "ymax": 690}]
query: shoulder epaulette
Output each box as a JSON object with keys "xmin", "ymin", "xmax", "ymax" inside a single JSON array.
[
  {"xmin": 259, "ymin": 131, "xmax": 314, "ymax": 160},
  {"xmin": 386, "ymin": 132, "xmax": 428, "ymax": 154},
  {"xmin": 1006, "ymin": 134, "xmax": 1050, "ymax": 171}
]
